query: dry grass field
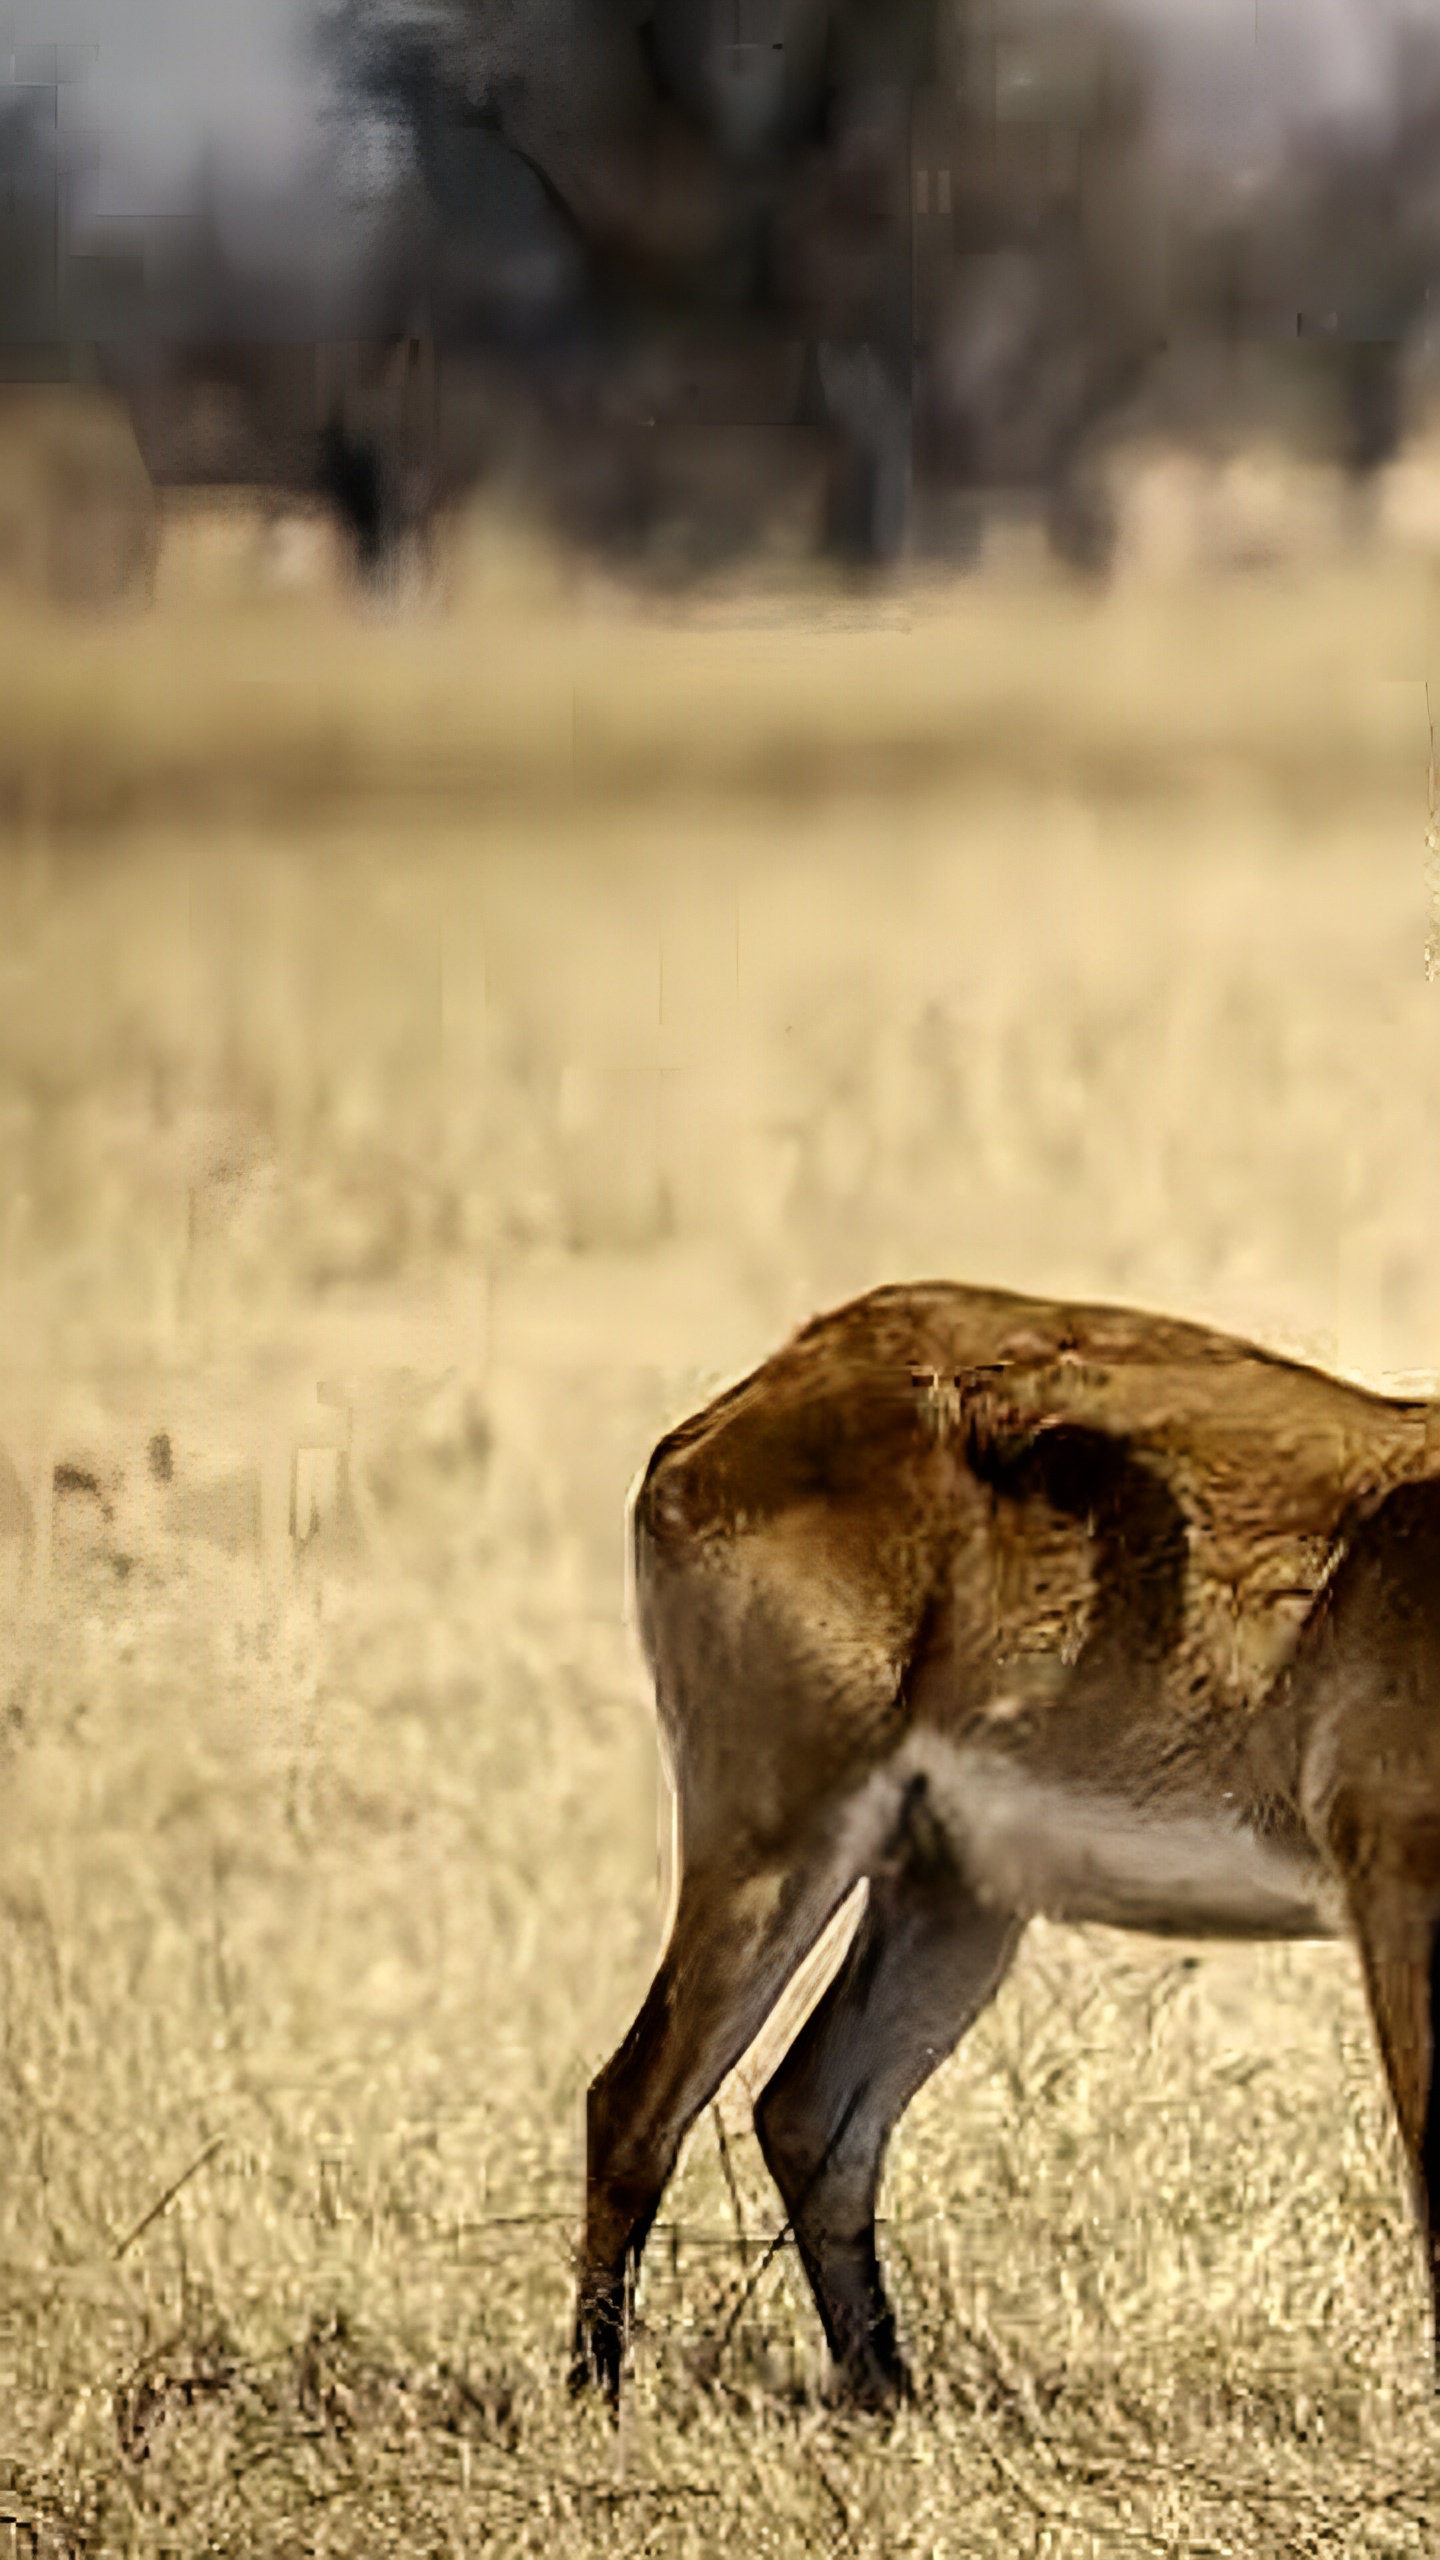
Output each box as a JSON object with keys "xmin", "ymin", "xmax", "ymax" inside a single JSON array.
[{"xmin": 6, "ymin": 474, "xmax": 1440, "ymax": 2554}]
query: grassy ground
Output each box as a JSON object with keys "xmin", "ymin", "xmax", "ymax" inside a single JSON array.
[
  {"xmin": 0, "ymin": 494, "xmax": 1434, "ymax": 824},
  {"xmin": 4, "ymin": 510, "xmax": 1440, "ymax": 2552}
]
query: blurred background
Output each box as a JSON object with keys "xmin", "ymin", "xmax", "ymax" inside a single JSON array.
[
  {"xmin": 5, "ymin": 6, "xmax": 1440, "ymax": 2554},
  {"xmin": 12, "ymin": 0, "xmax": 1440, "ymax": 587}
]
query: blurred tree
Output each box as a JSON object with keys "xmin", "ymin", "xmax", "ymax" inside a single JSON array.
[{"xmin": 0, "ymin": 76, "xmax": 61, "ymax": 358}]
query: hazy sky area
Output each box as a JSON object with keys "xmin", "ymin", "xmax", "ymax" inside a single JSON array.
[
  {"xmin": 5, "ymin": 0, "xmax": 321, "ymax": 210},
  {"xmin": 9, "ymin": 0, "xmax": 1440, "ymax": 270}
]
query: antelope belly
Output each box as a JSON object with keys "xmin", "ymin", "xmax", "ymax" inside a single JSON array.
[{"xmin": 900, "ymin": 1738, "xmax": 1344, "ymax": 1940}]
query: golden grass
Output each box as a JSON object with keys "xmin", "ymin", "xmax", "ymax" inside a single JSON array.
[
  {"xmin": 0, "ymin": 494, "xmax": 1433, "ymax": 825},
  {"xmin": 3, "ymin": 530, "xmax": 1440, "ymax": 2552}
]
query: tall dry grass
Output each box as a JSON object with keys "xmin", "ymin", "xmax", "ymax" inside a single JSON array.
[
  {"xmin": 3, "ymin": 507, "xmax": 1440, "ymax": 2552},
  {"xmin": 0, "ymin": 481, "xmax": 1431, "ymax": 824}
]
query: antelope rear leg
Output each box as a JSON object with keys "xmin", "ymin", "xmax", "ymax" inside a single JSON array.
[
  {"xmin": 572, "ymin": 1849, "xmax": 863, "ymax": 2406},
  {"xmin": 1294, "ymin": 1476, "xmax": 1440, "ymax": 2384},
  {"xmin": 1345, "ymin": 1872, "xmax": 1440, "ymax": 2382},
  {"xmin": 755, "ymin": 1781, "xmax": 1022, "ymax": 2412}
]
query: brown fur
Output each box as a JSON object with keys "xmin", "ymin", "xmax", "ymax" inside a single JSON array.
[{"xmin": 572, "ymin": 1281, "xmax": 1440, "ymax": 2409}]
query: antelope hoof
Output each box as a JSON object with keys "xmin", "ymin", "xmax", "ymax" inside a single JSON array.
[
  {"xmin": 569, "ymin": 2303, "xmax": 624, "ymax": 2410},
  {"xmin": 831, "ymin": 2349, "xmax": 914, "ymax": 2419}
]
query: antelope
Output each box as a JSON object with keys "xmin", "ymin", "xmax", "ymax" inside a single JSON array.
[{"xmin": 571, "ymin": 1280, "xmax": 1440, "ymax": 2411}]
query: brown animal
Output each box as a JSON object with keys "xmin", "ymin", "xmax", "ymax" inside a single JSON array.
[{"xmin": 571, "ymin": 1280, "xmax": 1440, "ymax": 2410}]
